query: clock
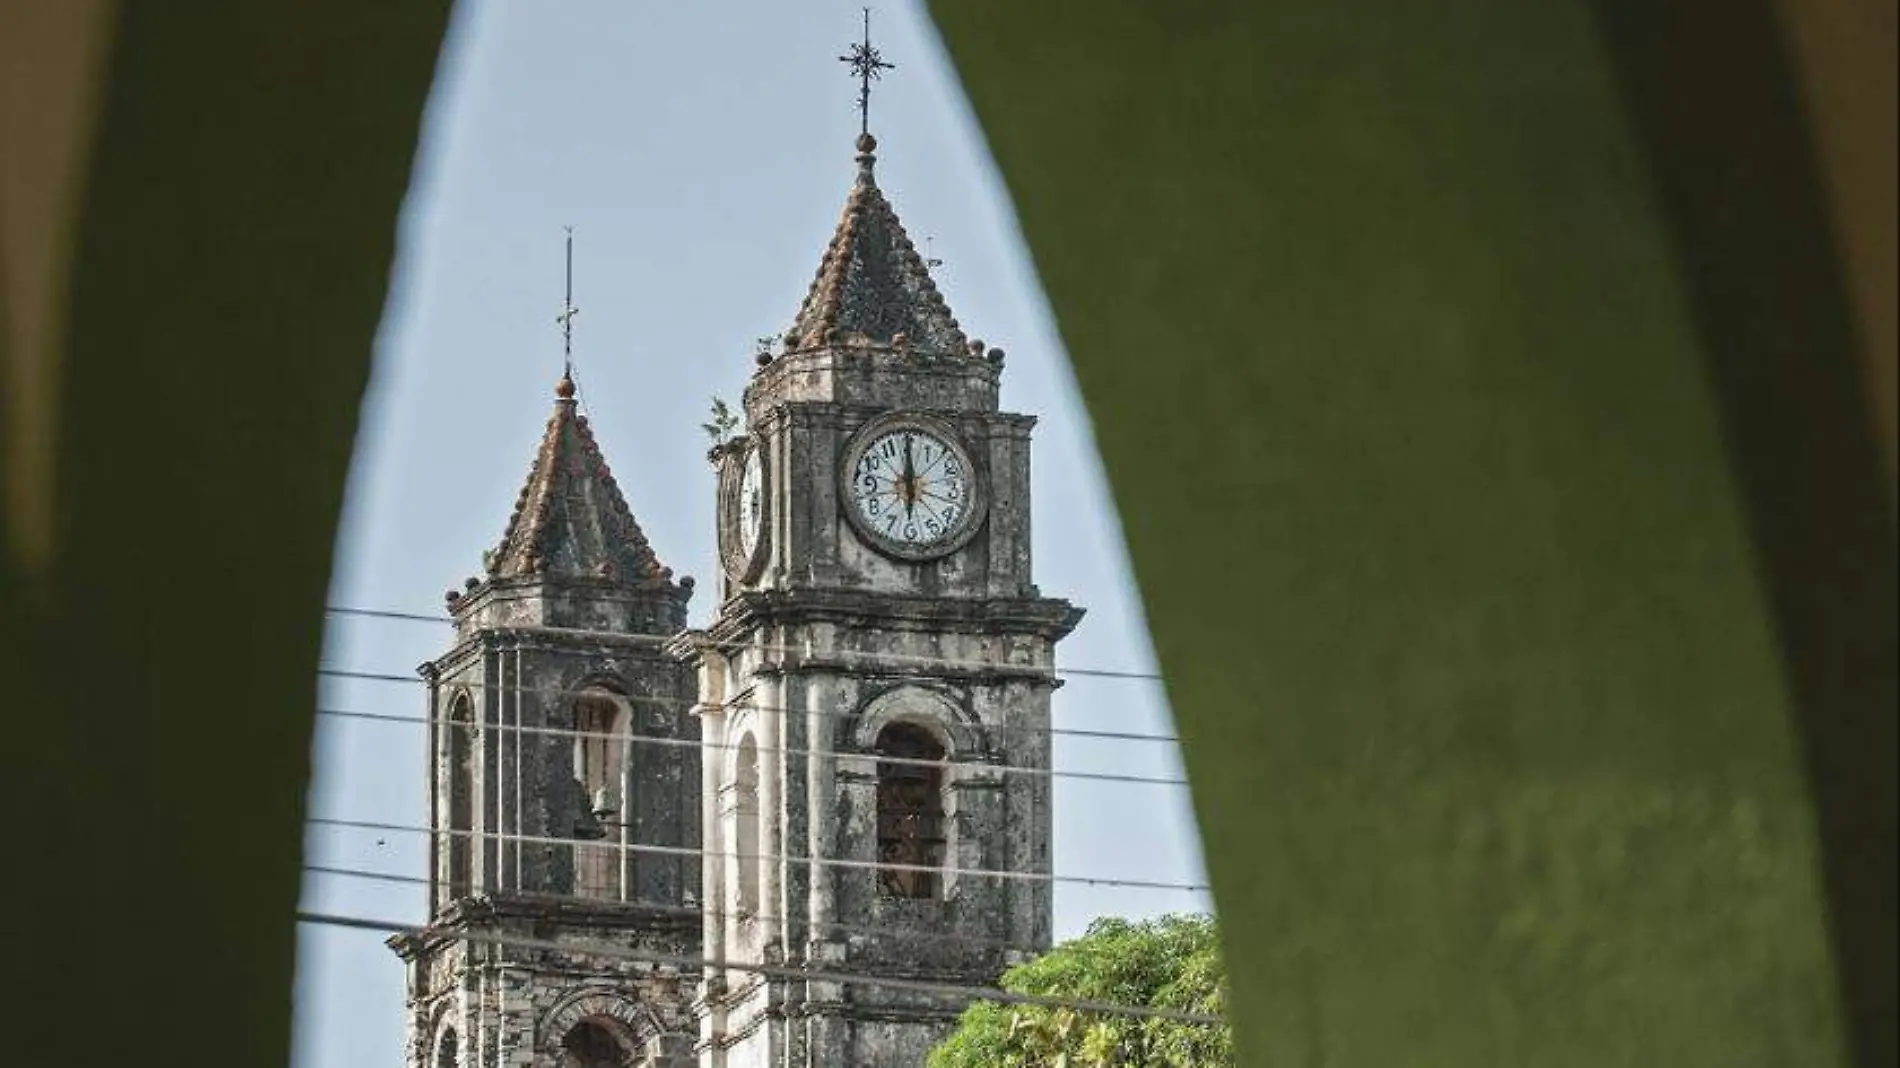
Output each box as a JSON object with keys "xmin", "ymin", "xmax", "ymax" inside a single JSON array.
[
  {"xmin": 737, "ymin": 445, "xmax": 764, "ymax": 559},
  {"xmin": 719, "ymin": 438, "xmax": 768, "ymax": 582},
  {"xmin": 840, "ymin": 416, "xmax": 985, "ymax": 560}
]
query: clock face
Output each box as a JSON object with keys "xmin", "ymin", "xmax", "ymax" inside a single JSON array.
[
  {"xmin": 720, "ymin": 439, "xmax": 767, "ymax": 582},
  {"xmin": 737, "ymin": 446, "xmax": 764, "ymax": 559},
  {"xmin": 845, "ymin": 422, "xmax": 979, "ymax": 556}
]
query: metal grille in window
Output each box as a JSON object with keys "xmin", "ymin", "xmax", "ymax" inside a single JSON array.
[{"xmin": 875, "ymin": 723, "xmax": 946, "ymax": 899}]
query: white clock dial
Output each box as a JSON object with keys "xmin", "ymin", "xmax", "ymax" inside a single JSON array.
[
  {"xmin": 737, "ymin": 446, "xmax": 764, "ymax": 559},
  {"xmin": 719, "ymin": 438, "xmax": 768, "ymax": 583},
  {"xmin": 849, "ymin": 426, "xmax": 971, "ymax": 549}
]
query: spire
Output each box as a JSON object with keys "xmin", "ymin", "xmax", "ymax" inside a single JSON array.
[
  {"xmin": 485, "ymin": 378, "xmax": 675, "ymax": 587},
  {"xmin": 557, "ymin": 226, "xmax": 579, "ymax": 380},
  {"xmin": 841, "ymin": 8, "xmax": 892, "ymax": 140},
  {"xmin": 785, "ymin": 16, "xmax": 970, "ymax": 357}
]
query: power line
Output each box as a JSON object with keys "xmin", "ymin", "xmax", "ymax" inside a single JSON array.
[
  {"xmin": 326, "ymin": 605, "xmax": 448, "ymax": 626},
  {"xmin": 322, "ymin": 604, "xmax": 1169, "ymax": 683},
  {"xmin": 306, "ymin": 815, "xmax": 1213, "ymax": 895},
  {"xmin": 316, "ymin": 665, "xmax": 1184, "ymax": 747},
  {"xmin": 312, "ymin": 705, "xmax": 1193, "ymax": 790},
  {"xmin": 311, "ymin": 609, "xmax": 1209, "ymax": 995},
  {"xmin": 301, "ymin": 862, "xmax": 1060, "ymax": 956},
  {"xmin": 296, "ymin": 909, "xmax": 1225, "ymax": 1027},
  {"xmin": 307, "ymin": 620, "xmax": 1214, "ymax": 1026}
]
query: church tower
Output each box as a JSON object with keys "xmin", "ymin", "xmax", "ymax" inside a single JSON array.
[
  {"xmin": 391, "ymin": 372, "xmax": 704, "ymax": 1068},
  {"xmin": 685, "ymin": 125, "xmax": 1082, "ymax": 1067}
]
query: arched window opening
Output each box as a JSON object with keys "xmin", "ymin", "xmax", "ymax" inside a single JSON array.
[
  {"xmin": 573, "ymin": 689, "xmax": 630, "ymax": 900},
  {"xmin": 875, "ymin": 722, "xmax": 947, "ymax": 899},
  {"xmin": 559, "ymin": 1020, "xmax": 630, "ymax": 1068},
  {"xmin": 434, "ymin": 1027, "xmax": 459, "ymax": 1068},
  {"xmin": 444, "ymin": 694, "xmax": 473, "ymax": 904},
  {"xmin": 733, "ymin": 733, "xmax": 761, "ymax": 915}
]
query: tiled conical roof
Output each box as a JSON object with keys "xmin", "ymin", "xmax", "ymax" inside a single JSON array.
[
  {"xmin": 786, "ymin": 134, "xmax": 970, "ymax": 356},
  {"xmin": 486, "ymin": 374, "xmax": 673, "ymax": 587}
]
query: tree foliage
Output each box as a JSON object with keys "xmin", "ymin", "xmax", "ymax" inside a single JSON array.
[
  {"xmin": 701, "ymin": 395, "xmax": 739, "ymax": 444},
  {"xmin": 929, "ymin": 914, "xmax": 1232, "ymax": 1068}
]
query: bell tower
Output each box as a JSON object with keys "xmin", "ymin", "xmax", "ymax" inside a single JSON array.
[
  {"xmin": 391, "ymin": 372, "xmax": 704, "ymax": 1068},
  {"xmin": 686, "ymin": 119, "xmax": 1082, "ymax": 1067}
]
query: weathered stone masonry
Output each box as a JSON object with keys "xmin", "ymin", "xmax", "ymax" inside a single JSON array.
[
  {"xmin": 391, "ymin": 378, "xmax": 704, "ymax": 1068},
  {"xmin": 392, "ymin": 132, "xmax": 1079, "ymax": 1068}
]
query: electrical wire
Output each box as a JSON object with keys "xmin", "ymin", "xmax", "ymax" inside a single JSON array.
[
  {"xmin": 323, "ymin": 604, "xmax": 1168, "ymax": 683},
  {"xmin": 312, "ymin": 705, "xmax": 1193, "ymax": 790},
  {"xmin": 310, "ymin": 608, "xmax": 1215, "ymax": 1020},
  {"xmin": 302, "ymin": 861, "xmax": 1065, "ymax": 956},
  {"xmin": 297, "ymin": 909, "xmax": 1225, "ymax": 1026},
  {"xmin": 306, "ymin": 816, "xmax": 1213, "ymax": 894},
  {"xmin": 317, "ymin": 665, "xmax": 1184, "ymax": 747}
]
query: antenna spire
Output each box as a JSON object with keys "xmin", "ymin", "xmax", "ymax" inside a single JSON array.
[
  {"xmin": 556, "ymin": 227, "xmax": 580, "ymax": 396},
  {"xmin": 840, "ymin": 8, "xmax": 894, "ymax": 140}
]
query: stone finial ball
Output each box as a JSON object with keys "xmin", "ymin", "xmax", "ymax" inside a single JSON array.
[
  {"xmin": 555, "ymin": 373, "xmax": 576, "ymax": 399},
  {"xmin": 857, "ymin": 132, "xmax": 877, "ymax": 154}
]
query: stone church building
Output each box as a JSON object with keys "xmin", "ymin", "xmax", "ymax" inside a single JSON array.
[{"xmin": 389, "ymin": 128, "xmax": 1083, "ymax": 1067}]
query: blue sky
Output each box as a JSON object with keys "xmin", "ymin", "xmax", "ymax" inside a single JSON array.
[{"xmin": 296, "ymin": 3, "xmax": 1208, "ymax": 1064}]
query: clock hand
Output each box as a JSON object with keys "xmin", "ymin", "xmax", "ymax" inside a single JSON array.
[{"xmin": 902, "ymin": 436, "xmax": 916, "ymax": 520}]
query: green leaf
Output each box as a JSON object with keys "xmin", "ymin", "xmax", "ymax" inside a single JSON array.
[{"xmin": 929, "ymin": 914, "xmax": 1232, "ymax": 1067}]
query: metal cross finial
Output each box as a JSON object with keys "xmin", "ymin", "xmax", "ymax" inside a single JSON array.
[
  {"xmin": 840, "ymin": 8, "xmax": 894, "ymax": 138},
  {"xmin": 556, "ymin": 227, "xmax": 580, "ymax": 377}
]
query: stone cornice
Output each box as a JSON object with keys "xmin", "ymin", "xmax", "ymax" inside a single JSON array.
[
  {"xmin": 424, "ymin": 624, "xmax": 692, "ymax": 677},
  {"xmin": 447, "ymin": 573, "xmax": 693, "ymax": 623},
  {"xmin": 707, "ymin": 588, "xmax": 1083, "ymax": 645},
  {"xmin": 750, "ymin": 398, "xmax": 1035, "ymax": 433},
  {"xmin": 748, "ymin": 656, "xmax": 1066, "ymax": 688},
  {"xmin": 665, "ymin": 628, "xmax": 714, "ymax": 667},
  {"xmin": 396, "ymin": 894, "xmax": 702, "ymax": 959},
  {"xmin": 754, "ymin": 350, "xmax": 1000, "ymax": 389}
]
